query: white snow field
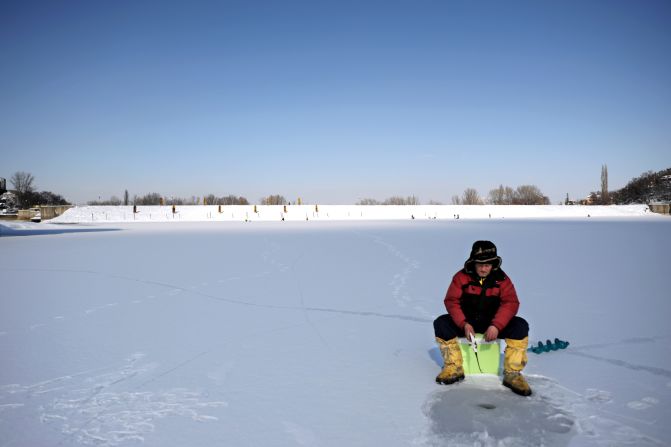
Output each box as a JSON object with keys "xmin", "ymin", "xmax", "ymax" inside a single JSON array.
[
  {"xmin": 1, "ymin": 215, "xmax": 670, "ymax": 446},
  {"xmin": 50, "ymin": 204, "xmax": 653, "ymax": 223}
]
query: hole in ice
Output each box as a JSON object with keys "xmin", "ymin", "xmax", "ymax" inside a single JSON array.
[
  {"xmin": 424, "ymin": 383, "xmax": 576, "ymax": 446},
  {"xmin": 477, "ymin": 403, "xmax": 496, "ymax": 410}
]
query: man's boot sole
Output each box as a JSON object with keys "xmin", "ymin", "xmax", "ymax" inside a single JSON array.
[
  {"xmin": 436, "ymin": 374, "xmax": 465, "ymax": 385},
  {"xmin": 503, "ymin": 380, "xmax": 532, "ymax": 396}
]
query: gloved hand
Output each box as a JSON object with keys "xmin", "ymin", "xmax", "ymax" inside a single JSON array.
[
  {"xmin": 464, "ymin": 323, "xmax": 475, "ymax": 341},
  {"xmin": 484, "ymin": 325, "xmax": 499, "ymax": 341}
]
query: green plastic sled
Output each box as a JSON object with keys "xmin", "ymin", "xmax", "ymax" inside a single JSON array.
[{"xmin": 458, "ymin": 334, "xmax": 501, "ymax": 375}]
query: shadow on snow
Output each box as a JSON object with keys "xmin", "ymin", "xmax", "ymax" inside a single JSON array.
[{"xmin": 0, "ymin": 224, "xmax": 121, "ymax": 238}]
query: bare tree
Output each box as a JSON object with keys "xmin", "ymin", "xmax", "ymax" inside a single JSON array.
[
  {"xmin": 488, "ymin": 185, "xmax": 515, "ymax": 205},
  {"xmin": 261, "ymin": 195, "xmax": 287, "ymax": 205},
  {"xmin": 383, "ymin": 197, "xmax": 403, "ymax": 205},
  {"xmin": 601, "ymin": 164, "xmax": 609, "ymax": 204},
  {"xmin": 10, "ymin": 171, "xmax": 36, "ymax": 208},
  {"xmin": 135, "ymin": 192, "xmax": 162, "ymax": 205},
  {"xmin": 357, "ymin": 198, "xmax": 380, "ymax": 205},
  {"xmin": 514, "ymin": 185, "xmax": 550, "ymax": 205},
  {"xmin": 124, "ymin": 190, "xmax": 129, "ymax": 206},
  {"xmin": 451, "ymin": 195, "xmax": 461, "ymax": 205},
  {"xmin": 222, "ymin": 195, "xmax": 249, "ymax": 205},
  {"xmin": 462, "ymin": 188, "xmax": 482, "ymax": 205},
  {"xmin": 382, "ymin": 195, "xmax": 420, "ymax": 205},
  {"xmin": 10, "ymin": 171, "xmax": 35, "ymax": 194},
  {"xmin": 204, "ymin": 194, "xmax": 217, "ymax": 206},
  {"xmin": 504, "ymin": 187, "xmax": 515, "ymax": 204},
  {"xmin": 489, "ymin": 185, "xmax": 505, "ymax": 205}
]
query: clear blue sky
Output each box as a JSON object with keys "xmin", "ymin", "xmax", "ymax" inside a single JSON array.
[{"xmin": 2, "ymin": 0, "xmax": 670, "ymax": 205}]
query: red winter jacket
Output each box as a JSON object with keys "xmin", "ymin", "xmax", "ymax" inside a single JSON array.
[{"xmin": 444, "ymin": 268, "xmax": 519, "ymax": 331}]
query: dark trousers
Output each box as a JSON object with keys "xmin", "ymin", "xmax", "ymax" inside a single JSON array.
[{"xmin": 433, "ymin": 314, "xmax": 529, "ymax": 341}]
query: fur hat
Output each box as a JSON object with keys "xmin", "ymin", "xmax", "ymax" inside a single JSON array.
[{"xmin": 464, "ymin": 240, "xmax": 502, "ymax": 271}]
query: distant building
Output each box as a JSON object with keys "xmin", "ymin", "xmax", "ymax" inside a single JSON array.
[
  {"xmin": 579, "ymin": 194, "xmax": 596, "ymax": 205},
  {"xmin": 649, "ymin": 202, "xmax": 670, "ymax": 215}
]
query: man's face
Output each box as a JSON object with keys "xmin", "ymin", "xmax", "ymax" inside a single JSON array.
[{"xmin": 475, "ymin": 263, "xmax": 493, "ymax": 278}]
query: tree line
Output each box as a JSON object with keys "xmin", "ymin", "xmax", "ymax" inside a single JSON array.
[
  {"xmin": 356, "ymin": 196, "xmax": 421, "ymax": 205},
  {"xmin": 581, "ymin": 165, "xmax": 671, "ymax": 205},
  {"xmin": 74, "ymin": 169, "xmax": 671, "ymax": 207},
  {"xmin": 4, "ymin": 171, "xmax": 70, "ymax": 209},
  {"xmin": 14, "ymin": 167, "xmax": 671, "ymax": 209},
  {"xmin": 607, "ymin": 167, "xmax": 671, "ymax": 204},
  {"xmin": 89, "ymin": 193, "xmax": 251, "ymax": 206},
  {"xmin": 357, "ymin": 187, "xmax": 550, "ymax": 206},
  {"xmin": 3, "ymin": 171, "xmax": 553, "ymax": 208},
  {"xmin": 111, "ymin": 189, "xmax": 551, "ymax": 207},
  {"xmin": 451, "ymin": 185, "xmax": 550, "ymax": 205}
]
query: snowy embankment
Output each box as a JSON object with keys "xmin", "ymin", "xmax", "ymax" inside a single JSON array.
[{"xmin": 51, "ymin": 204, "xmax": 655, "ymax": 223}]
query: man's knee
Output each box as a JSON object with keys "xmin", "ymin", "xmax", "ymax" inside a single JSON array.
[
  {"xmin": 503, "ymin": 317, "xmax": 529, "ymax": 339},
  {"xmin": 434, "ymin": 314, "xmax": 459, "ymax": 340},
  {"xmin": 433, "ymin": 314, "xmax": 450, "ymax": 328}
]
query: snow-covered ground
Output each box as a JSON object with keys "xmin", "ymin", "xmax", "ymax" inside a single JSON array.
[
  {"xmin": 51, "ymin": 204, "xmax": 654, "ymax": 223},
  {"xmin": 1, "ymin": 216, "xmax": 670, "ymax": 446}
]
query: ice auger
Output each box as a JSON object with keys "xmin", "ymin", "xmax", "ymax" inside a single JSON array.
[{"xmin": 528, "ymin": 338, "xmax": 569, "ymax": 354}]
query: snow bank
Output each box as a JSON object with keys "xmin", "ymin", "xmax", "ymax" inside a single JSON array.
[{"xmin": 50, "ymin": 204, "xmax": 657, "ymax": 223}]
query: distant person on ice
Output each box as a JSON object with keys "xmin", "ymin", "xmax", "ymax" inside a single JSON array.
[{"xmin": 433, "ymin": 241, "xmax": 532, "ymax": 396}]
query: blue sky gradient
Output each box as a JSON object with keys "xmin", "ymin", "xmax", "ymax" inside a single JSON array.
[{"xmin": 2, "ymin": 0, "xmax": 670, "ymax": 204}]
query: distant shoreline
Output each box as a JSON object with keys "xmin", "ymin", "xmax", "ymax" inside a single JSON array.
[{"xmin": 48, "ymin": 204, "xmax": 661, "ymax": 224}]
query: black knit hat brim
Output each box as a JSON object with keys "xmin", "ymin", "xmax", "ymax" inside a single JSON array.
[
  {"xmin": 464, "ymin": 256, "xmax": 502, "ymax": 272},
  {"xmin": 474, "ymin": 256, "xmax": 499, "ymax": 264}
]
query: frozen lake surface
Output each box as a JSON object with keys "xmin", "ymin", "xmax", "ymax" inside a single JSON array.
[{"xmin": 1, "ymin": 218, "xmax": 670, "ymax": 446}]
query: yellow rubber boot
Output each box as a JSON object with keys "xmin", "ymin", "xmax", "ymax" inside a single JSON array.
[
  {"xmin": 435, "ymin": 337, "xmax": 465, "ymax": 385},
  {"xmin": 503, "ymin": 337, "xmax": 532, "ymax": 396}
]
